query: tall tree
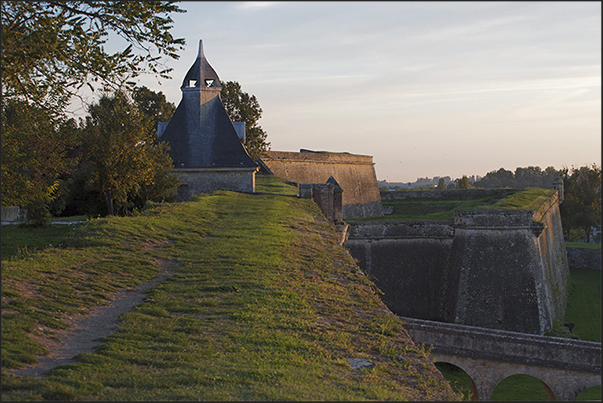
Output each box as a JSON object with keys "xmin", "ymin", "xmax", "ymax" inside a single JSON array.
[
  {"xmin": 81, "ymin": 91, "xmax": 177, "ymax": 216},
  {"xmin": 560, "ymin": 164, "xmax": 601, "ymax": 242},
  {"xmin": 1, "ymin": 1, "xmax": 185, "ymax": 220},
  {"xmin": 132, "ymin": 86, "xmax": 176, "ymax": 133},
  {"xmin": 220, "ymin": 80, "xmax": 270, "ymax": 160},
  {"xmin": 1, "ymin": 1, "xmax": 185, "ymax": 110},
  {"xmin": 456, "ymin": 175, "xmax": 471, "ymax": 190},
  {"xmin": 1, "ymin": 100, "xmax": 80, "ymax": 224},
  {"xmin": 436, "ymin": 178, "xmax": 446, "ymax": 190}
]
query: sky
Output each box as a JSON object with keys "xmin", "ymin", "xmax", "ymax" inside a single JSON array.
[{"xmin": 130, "ymin": 1, "xmax": 600, "ymax": 183}]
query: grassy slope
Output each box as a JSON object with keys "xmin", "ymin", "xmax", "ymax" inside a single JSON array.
[
  {"xmin": 374, "ymin": 188, "xmax": 555, "ymax": 222},
  {"xmin": 1, "ymin": 176, "xmax": 456, "ymax": 401}
]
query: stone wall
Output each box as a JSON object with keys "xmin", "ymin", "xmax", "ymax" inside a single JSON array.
[
  {"xmin": 566, "ymin": 247, "xmax": 601, "ymax": 270},
  {"xmin": 259, "ymin": 150, "xmax": 383, "ymax": 218},
  {"xmin": 1, "ymin": 206, "xmax": 27, "ymax": 222},
  {"xmin": 174, "ymin": 167, "xmax": 257, "ymax": 201},
  {"xmin": 344, "ymin": 191, "xmax": 570, "ymax": 335}
]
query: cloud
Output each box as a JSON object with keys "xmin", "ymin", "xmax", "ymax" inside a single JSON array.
[{"xmin": 237, "ymin": 2, "xmax": 282, "ymax": 11}]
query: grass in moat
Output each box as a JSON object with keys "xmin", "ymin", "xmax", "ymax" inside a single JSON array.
[{"xmin": 1, "ymin": 175, "xmax": 456, "ymax": 401}]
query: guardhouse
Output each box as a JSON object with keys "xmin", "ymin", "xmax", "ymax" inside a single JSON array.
[{"xmin": 159, "ymin": 39, "xmax": 258, "ymax": 201}]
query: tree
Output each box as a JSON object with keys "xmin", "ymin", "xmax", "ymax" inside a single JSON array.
[
  {"xmin": 456, "ymin": 175, "xmax": 471, "ymax": 190},
  {"xmin": 560, "ymin": 164, "xmax": 601, "ymax": 243},
  {"xmin": 1, "ymin": 100, "xmax": 79, "ymax": 225},
  {"xmin": 132, "ymin": 86, "xmax": 176, "ymax": 133},
  {"xmin": 1, "ymin": 1, "xmax": 185, "ymax": 111},
  {"xmin": 220, "ymin": 81, "xmax": 270, "ymax": 160},
  {"xmin": 1, "ymin": 1, "xmax": 185, "ymax": 221},
  {"xmin": 436, "ymin": 178, "xmax": 446, "ymax": 190},
  {"xmin": 80, "ymin": 91, "xmax": 177, "ymax": 216}
]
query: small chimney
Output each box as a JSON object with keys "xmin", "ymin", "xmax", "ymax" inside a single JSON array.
[{"xmin": 553, "ymin": 178, "xmax": 564, "ymax": 204}]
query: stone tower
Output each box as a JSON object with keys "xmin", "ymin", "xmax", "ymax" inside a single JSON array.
[{"xmin": 159, "ymin": 40, "xmax": 258, "ymax": 201}]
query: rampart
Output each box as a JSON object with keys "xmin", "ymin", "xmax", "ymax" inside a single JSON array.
[
  {"xmin": 381, "ymin": 188, "xmax": 517, "ymax": 201},
  {"xmin": 344, "ymin": 190, "xmax": 570, "ymax": 335},
  {"xmin": 259, "ymin": 150, "xmax": 383, "ymax": 218}
]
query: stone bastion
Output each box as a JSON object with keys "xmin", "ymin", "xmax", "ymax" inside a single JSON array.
[{"xmin": 343, "ymin": 189, "xmax": 570, "ymax": 335}]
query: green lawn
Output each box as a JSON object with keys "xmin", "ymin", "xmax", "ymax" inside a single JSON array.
[{"xmin": 1, "ymin": 176, "xmax": 455, "ymax": 401}]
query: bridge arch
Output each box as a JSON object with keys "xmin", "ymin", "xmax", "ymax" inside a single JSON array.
[
  {"xmin": 491, "ymin": 373, "xmax": 555, "ymax": 401},
  {"xmin": 434, "ymin": 360, "xmax": 477, "ymax": 400}
]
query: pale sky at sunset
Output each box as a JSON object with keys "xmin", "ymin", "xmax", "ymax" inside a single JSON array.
[{"xmin": 134, "ymin": 1, "xmax": 601, "ymax": 183}]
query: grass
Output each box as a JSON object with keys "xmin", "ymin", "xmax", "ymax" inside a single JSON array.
[
  {"xmin": 367, "ymin": 188, "xmax": 555, "ymax": 222},
  {"xmin": 565, "ymin": 242, "xmax": 601, "ymax": 249},
  {"xmin": 1, "ymin": 224, "xmax": 82, "ymax": 260},
  {"xmin": 1, "ymin": 175, "xmax": 456, "ymax": 401}
]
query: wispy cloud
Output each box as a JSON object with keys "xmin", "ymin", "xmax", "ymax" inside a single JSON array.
[{"xmin": 237, "ymin": 2, "xmax": 282, "ymax": 11}]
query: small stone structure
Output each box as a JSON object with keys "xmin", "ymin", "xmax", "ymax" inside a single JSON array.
[
  {"xmin": 259, "ymin": 149, "xmax": 383, "ymax": 219},
  {"xmin": 566, "ymin": 247, "xmax": 601, "ymax": 270},
  {"xmin": 344, "ymin": 189, "xmax": 570, "ymax": 335},
  {"xmin": 299, "ymin": 176, "xmax": 343, "ymax": 223},
  {"xmin": 159, "ymin": 40, "xmax": 258, "ymax": 201},
  {"xmin": 1, "ymin": 206, "xmax": 27, "ymax": 222}
]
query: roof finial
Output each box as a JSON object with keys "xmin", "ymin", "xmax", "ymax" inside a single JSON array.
[{"xmin": 198, "ymin": 39, "xmax": 204, "ymax": 59}]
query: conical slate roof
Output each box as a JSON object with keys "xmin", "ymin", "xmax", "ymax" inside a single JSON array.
[
  {"xmin": 160, "ymin": 40, "xmax": 257, "ymax": 169},
  {"xmin": 180, "ymin": 40, "xmax": 221, "ymax": 90}
]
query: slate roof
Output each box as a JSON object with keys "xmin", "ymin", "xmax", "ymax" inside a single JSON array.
[{"xmin": 160, "ymin": 40, "xmax": 257, "ymax": 169}]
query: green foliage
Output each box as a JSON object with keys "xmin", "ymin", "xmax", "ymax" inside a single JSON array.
[
  {"xmin": 560, "ymin": 164, "xmax": 601, "ymax": 243},
  {"xmin": 220, "ymin": 80, "xmax": 270, "ymax": 160},
  {"xmin": 474, "ymin": 166, "xmax": 560, "ymax": 189},
  {"xmin": 1, "ymin": 100, "xmax": 79, "ymax": 223},
  {"xmin": 79, "ymin": 91, "xmax": 178, "ymax": 216},
  {"xmin": 456, "ymin": 175, "xmax": 471, "ymax": 190},
  {"xmin": 1, "ymin": 1, "xmax": 185, "ymax": 110},
  {"xmin": 1, "ymin": 1, "xmax": 185, "ymax": 223},
  {"xmin": 132, "ymin": 86, "xmax": 176, "ymax": 133},
  {"xmin": 436, "ymin": 178, "xmax": 446, "ymax": 190}
]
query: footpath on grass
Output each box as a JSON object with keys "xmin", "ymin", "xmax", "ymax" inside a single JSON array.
[{"xmin": 1, "ymin": 176, "xmax": 457, "ymax": 401}]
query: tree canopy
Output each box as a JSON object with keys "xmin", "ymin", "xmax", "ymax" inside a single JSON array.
[
  {"xmin": 220, "ymin": 80, "xmax": 270, "ymax": 160},
  {"xmin": 560, "ymin": 164, "xmax": 601, "ymax": 243},
  {"xmin": 80, "ymin": 91, "xmax": 177, "ymax": 216},
  {"xmin": 1, "ymin": 1, "xmax": 185, "ymax": 111},
  {"xmin": 1, "ymin": 1, "xmax": 185, "ymax": 222}
]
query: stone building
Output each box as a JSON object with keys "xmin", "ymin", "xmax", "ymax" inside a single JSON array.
[{"xmin": 159, "ymin": 40, "xmax": 258, "ymax": 201}]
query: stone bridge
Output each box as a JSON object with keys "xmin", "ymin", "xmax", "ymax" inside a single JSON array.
[{"xmin": 401, "ymin": 317, "xmax": 601, "ymax": 401}]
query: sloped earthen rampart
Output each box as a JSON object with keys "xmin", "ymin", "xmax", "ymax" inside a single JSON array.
[{"xmin": 259, "ymin": 150, "xmax": 383, "ymax": 218}]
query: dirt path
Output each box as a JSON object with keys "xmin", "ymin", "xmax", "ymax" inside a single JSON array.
[{"xmin": 11, "ymin": 274, "xmax": 170, "ymax": 377}]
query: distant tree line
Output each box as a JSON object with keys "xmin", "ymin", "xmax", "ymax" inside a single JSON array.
[
  {"xmin": 381, "ymin": 165, "xmax": 601, "ymax": 243},
  {"xmin": 472, "ymin": 166, "xmax": 560, "ymax": 189}
]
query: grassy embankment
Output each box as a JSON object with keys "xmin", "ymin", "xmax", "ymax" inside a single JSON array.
[
  {"xmin": 1, "ymin": 174, "xmax": 457, "ymax": 401},
  {"xmin": 372, "ymin": 187, "xmax": 555, "ymax": 222}
]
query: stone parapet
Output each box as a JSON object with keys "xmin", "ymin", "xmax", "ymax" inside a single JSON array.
[{"xmin": 401, "ymin": 316, "xmax": 601, "ymax": 374}]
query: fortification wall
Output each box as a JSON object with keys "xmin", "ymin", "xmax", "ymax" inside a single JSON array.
[
  {"xmin": 566, "ymin": 247, "xmax": 601, "ymax": 270},
  {"xmin": 344, "ymin": 191, "xmax": 570, "ymax": 335},
  {"xmin": 344, "ymin": 221, "xmax": 454, "ymax": 321},
  {"xmin": 259, "ymin": 151, "xmax": 383, "ymax": 218}
]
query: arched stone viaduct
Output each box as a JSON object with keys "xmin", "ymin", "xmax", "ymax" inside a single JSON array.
[{"xmin": 401, "ymin": 317, "xmax": 601, "ymax": 401}]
